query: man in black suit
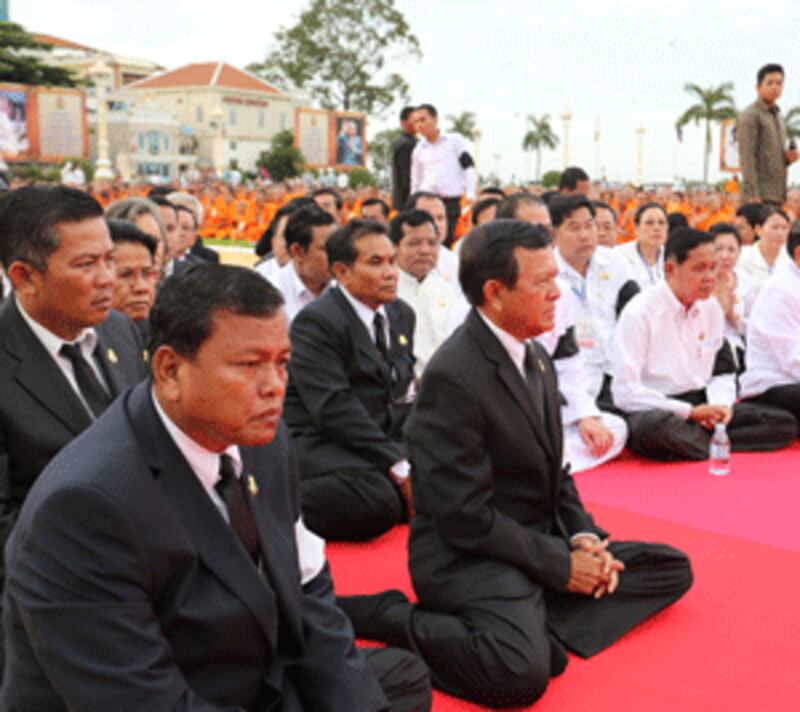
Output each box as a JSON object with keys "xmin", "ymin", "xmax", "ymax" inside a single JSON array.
[
  {"xmin": 339, "ymin": 221, "xmax": 693, "ymax": 708},
  {"xmin": 1, "ymin": 264, "xmax": 430, "ymax": 711},
  {"xmin": 391, "ymin": 106, "xmax": 417, "ymax": 211},
  {"xmin": 0, "ymin": 186, "xmax": 147, "ymax": 582},
  {"xmin": 283, "ymin": 219, "xmax": 416, "ymax": 541}
]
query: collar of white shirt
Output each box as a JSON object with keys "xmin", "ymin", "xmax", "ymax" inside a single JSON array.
[
  {"xmin": 16, "ymin": 297, "xmax": 98, "ymax": 362},
  {"xmin": 659, "ymin": 280, "xmax": 700, "ymax": 319},
  {"xmin": 477, "ymin": 308, "xmax": 526, "ymax": 377},
  {"xmin": 286, "ymin": 261, "xmax": 315, "ymax": 304},
  {"xmin": 151, "ymin": 388, "xmax": 242, "ymax": 500},
  {"xmin": 338, "ymin": 284, "xmax": 388, "ymax": 336}
]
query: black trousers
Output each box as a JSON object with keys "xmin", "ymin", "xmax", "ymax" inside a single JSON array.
[
  {"xmin": 342, "ymin": 542, "xmax": 691, "ymax": 709},
  {"xmin": 625, "ymin": 401, "xmax": 797, "ymax": 461},
  {"xmin": 745, "ymin": 383, "xmax": 800, "ymax": 426},
  {"xmin": 363, "ymin": 648, "xmax": 432, "ymax": 712},
  {"xmin": 441, "ymin": 197, "xmax": 462, "ymax": 247},
  {"xmin": 301, "ymin": 468, "xmax": 405, "ymax": 541}
]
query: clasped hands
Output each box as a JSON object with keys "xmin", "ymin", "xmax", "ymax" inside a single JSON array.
[
  {"xmin": 566, "ymin": 537, "xmax": 625, "ymax": 599},
  {"xmin": 689, "ymin": 404, "xmax": 732, "ymax": 430}
]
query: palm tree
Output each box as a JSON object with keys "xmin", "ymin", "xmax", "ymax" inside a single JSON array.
[
  {"xmin": 676, "ymin": 82, "xmax": 737, "ymax": 184},
  {"xmin": 522, "ymin": 114, "xmax": 559, "ymax": 181},
  {"xmin": 784, "ymin": 106, "xmax": 800, "ymax": 140},
  {"xmin": 446, "ymin": 111, "xmax": 477, "ymax": 141}
]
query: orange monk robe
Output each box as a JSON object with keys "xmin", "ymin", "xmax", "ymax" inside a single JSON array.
[
  {"xmin": 227, "ymin": 199, "xmax": 257, "ymax": 241},
  {"xmin": 617, "ymin": 201, "xmax": 638, "ymax": 244}
]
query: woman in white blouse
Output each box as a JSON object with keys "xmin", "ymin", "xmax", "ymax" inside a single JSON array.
[
  {"xmin": 615, "ymin": 202, "xmax": 668, "ymax": 288},
  {"xmin": 710, "ymin": 222, "xmax": 755, "ymax": 373},
  {"xmin": 737, "ymin": 208, "xmax": 790, "ymax": 294}
]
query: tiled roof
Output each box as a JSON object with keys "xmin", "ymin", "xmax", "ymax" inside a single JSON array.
[
  {"xmin": 32, "ymin": 33, "xmax": 96, "ymax": 51},
  {"xmin": 128, "ymin": 62, "xmax": 283, "ymax": 94}
]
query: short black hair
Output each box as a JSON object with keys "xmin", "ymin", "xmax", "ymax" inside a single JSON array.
[
  {"xmin": 665, "ymin": 228, "xmax": 714, "ymax": 265},
  {"xmin": 634, "ymin": 202, "xmax": 667, "ymax": 225},
  {"xmin": 284, "ymin": 205, "xmax": 335, "ymax": 251},
  {"xmin": 592, "ymin": 200, "xmax": 616, "ymax": 220},
  {"xmin": 540, "ymin": 190, "xmax": 559, "ymax": 206},
  {"xmin": 0, "ymin": 185, "xmax": 104, "ymax": 271},
  {"xmin": 757, "ymin": 63, "xmax": 784, "ymax": 85},
  {"xmin": 559, "ymin": 166, "xmax": 590, "ymax": 191},
  {"xmin": 762, "ymin": 206, "xmax": 790, "ymax": 225},
  {"xmin": 416, "ymin": 103, "xmax": 438, "ymax": 118},
  {"xmin": 147, "ymin": 185, "xmax": 173, "ymax": 197},
  {"xmin": 400, "ymin": 106, "xmax": 416, "ymax": 121},
  {"xmin": 479, "ymin": 187, "xmax": 506, "ymax": 199},
  {"xmin": 667, "ymin": 212, "xmax": 689, "ymax": 233},
  {"xmin": 471, "ymin": 197, "xmax": 501, "ymax": 226},
  {"xmin": 549, "ymin": 194, "xmax": 594, "ymax": 228},
  {"xmin": 405, "ymin": 191, "xmax": 442, "ymax": 211},
  {"xmin": 255, "ymin": 196, "xmax": 316, "ymax": 257},
  {"xmin": 495, "ymin": 193, "xmax": 546, "ymax": 220},
  {"xmin": 172, "ymin": 203, "xmax": 197, "ymax": 227},
  {"xmin": 149, "ymin": 195, "xmax": 177, "ymax": 214},
  {"xmin": 787, "ymin": 221, "xmax": 800, "ymax": 260},
  {"xmin": 459, "ymin": 219, "xmax": 552, "ymax": 306},
  {"xmin": 107, "ymin": 219, "xmax": 158, "ymax": 258},
  {"xmin": 148, "ymin": 264, "xmax": 284, "ymax": 364},
  {"xmin": 389, "ymin": 209, "xmax": 437, "ymax": 245},
  {"xmin": 313, "ymin": 187, "xmax": 343, "ymax": 211},
  {"xmin": 735, "ymin": 202, "xmax": 767, "ymax": 229},
  {"xmin": 326, "ymin": 219, "xmax": 388, "ymax": 268},
  {"xmin": 361, "ymin": 197, "xmax": 390, "ymax": 218},
  {"xmin": 709, "ymin": 221, "xmax": 742, "ymax": 245}
]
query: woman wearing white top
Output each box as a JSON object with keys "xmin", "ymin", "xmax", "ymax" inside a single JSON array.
[
  {"xmin": 737, "ymin": 208, "xmax": 790, "ymax": 294},
  {"xmin": 615, "ymin": 202, "xmax": 667, "ymax": 288},
  {"xmin": 711, "ymin": 222, "xmax": 756, "ymax": 373}
]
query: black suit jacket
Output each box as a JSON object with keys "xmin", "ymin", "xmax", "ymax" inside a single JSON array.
[
  {"xmin": 0, "ymin": 298, "xmax": 147, "ymax": 562},
  {"xmin": 283, "ymin": 287, "xmax": 416, "ymax": 478},
  {"xmin": 190, "ymin": 237, "xmax": 221, "ymax": 263},
  {"xmin": 392, "ymin": 131, "xmax": 416, "ymax": 210},
  {"xmin": 1, "ymin": 383, "xmax": 388, "ymax": 711},
  {"xmin": 406, "ymin": 310, "xmax": 606, "ymax": 611}
]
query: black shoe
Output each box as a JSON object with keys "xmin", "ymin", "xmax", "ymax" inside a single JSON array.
[{"xmin": 337, "ymin": 589, "xmax": 411, "ymax": 644}]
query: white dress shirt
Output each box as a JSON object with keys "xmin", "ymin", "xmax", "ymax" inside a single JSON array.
[
  {"xmin": 410, "ymin": 132, "xmax": 476, "ymax": 200},
  {"xmin": 612, "ymin": 282, "xmax": 735, "ymax": 418},
  {"xmin": 719, "ymin": 267, "xmax": 756, "ymax": 355},
  {"xmin": 0, "ymin": 267, "xmax": 9, "ymax": 299},
  {"xmin": 614, "ymin": 240, "xmax": 665, "ymax": 289},
  {"xmin": 555, "ymin": 245, "xmax": 636, "ymax": 398},
  {"xmin": 739, "ymin": 260, "xmax": 800, "ymax": 398},
  {"xmin": 397, "ymin": 267, "xmax": 468, "ymax": 375},
  {"xmin": 737, "ymin": 243, "xmax": 789, "ymax": 295},
  {"xmin": 254, "ymin": 255, "xmax": 283, "ymax": 283},
  {"xmin": 432, "ymin": 243, "xmax": 461, "ymax": 288},
  {"xmin": 268, "ymin": 261, "xmax": 320, "ymax": 323},
  {"xmin": 17, "ymin": 299, "xmax": 109, "ymax": 416},
  {"xmin": 152, "ymin": 391, "xmax": 326, "ymax": 585}
]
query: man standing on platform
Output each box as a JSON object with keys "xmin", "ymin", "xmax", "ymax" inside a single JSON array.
[
  {"xmin": 339, "ymin": 220, "xmax": 693, "ymax": 708},
  {"xmin": 410, "ymin": 104, "xmax": 476, "ymax": 246},
  {"xmin": 391, "ymin": 107, "xmax": 417, "ymax": 212},
  {"xmin": 738, "ymin": 63, "xmax": 798, "ymax": 206}
]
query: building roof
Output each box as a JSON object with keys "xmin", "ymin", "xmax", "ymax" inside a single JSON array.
[
  {"xmin": 128, "ymin": 61, "xmax": 284, "ymax": 95},
  {"xmin": 31, "ymin": 33, "xmax": 96, "ymax": 52}
]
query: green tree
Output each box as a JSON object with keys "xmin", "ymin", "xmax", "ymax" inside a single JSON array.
[
  {"xmin": 784, "ymin": 106, "xmax": 800, "ymax": 140},
  {"xmin": 348, "ymin": 166, "xmax": 376, "ymax": 188},
  {"xmin": 248, "ymin": 0, "xmax": 421, "ymax": 115},
  {"xmin": 446, "ymin": 111, "xmax": 477, "ymax": 141},
  {"xmin": 541, "ymin": 169, "xmax": 561, "ymax": 189},
  {"xmin": 521, "ymin": 114, "xmax": 559, "ymax": 181},
  {"xmin": 368, "ymin": 127, "xmax": 401, "ymax": 176},
  {"xmin": 676, "ymin": 82, "xmax": 737, "ymax": 185},
  {"xmin": 0, "ymin": 22, "xmax": 83, "ymax": 86},
  {"xmin": 257, "ymin": 130, "xmax": 306, "ymax": 181}
]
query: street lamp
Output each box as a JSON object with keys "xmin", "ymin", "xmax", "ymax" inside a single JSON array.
[
  {"xmin": 88, "ymin": 59, "xmax": 114, "ymax": 181},
  {"xmin": 560, "ymin": 106, "xmax": 572, "ymax": 169}
]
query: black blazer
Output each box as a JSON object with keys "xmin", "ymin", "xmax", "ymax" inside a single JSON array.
[
  {"xmin": 406, "ymin": 309, "xmax": 606, "ymax": 611},
  {"xmin": 1, "ymin": 383, "xmax": 388, "ymax": 711},
  {"xmin": 0, "ymin": 298, "xmax": 147, "ymax": 561},
  {"xmin": 283, "ymin": 287, "xmax": 416, "ymax": 478},
  {"xmin": 391, "ymin": 131, "xmax": 416, "ymax": 210}
]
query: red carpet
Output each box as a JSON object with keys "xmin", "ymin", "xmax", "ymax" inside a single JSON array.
[{"xmin": 326, "ymin": 447, "xmax": 800, "ymax": 711}]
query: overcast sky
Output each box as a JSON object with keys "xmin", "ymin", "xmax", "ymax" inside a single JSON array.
[{"xmin": 14, "ymin": 0, "xmax": 800, "ymax": 184}]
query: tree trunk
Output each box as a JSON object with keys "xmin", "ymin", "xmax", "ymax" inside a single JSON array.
[
  {"xmin": 703, "ymin": 118, "xmax": 711, "ymax": 185},
  {"xmin": 536, "ymin": 148, "xmax": 542, "ymax": 182}
]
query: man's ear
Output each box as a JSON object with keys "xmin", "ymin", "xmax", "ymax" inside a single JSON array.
[
  {"xmin": 151, "ymin": 345, "xmax": 184, "ymax": 403},
  {"xmin": 482, "ymin": 279, "xmax": 503, "ymax": 311},
  {"xmin": 330, "ymin": 261, "xmax": 348, "ymax": 285},
  {"xmin": 289, "ymin": 243, "xmax": 305, "ymax": 261},
  {"xmin": 7, "ymin": 260, "xmax": 43, "ymax": 299}
]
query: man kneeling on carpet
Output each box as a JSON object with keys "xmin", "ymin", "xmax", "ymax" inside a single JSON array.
[
  {"xmin": 611, "ymin": 227, "xmax": 797, "ymax": 461},
  {"xmin": 338, "ymin": 220, "xmax": 694, "ymax": 708}
]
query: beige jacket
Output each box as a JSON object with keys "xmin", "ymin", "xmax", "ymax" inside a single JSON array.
[{"xmin": 737, "ymin": 99, "xmax": 789, "ymax": 203}]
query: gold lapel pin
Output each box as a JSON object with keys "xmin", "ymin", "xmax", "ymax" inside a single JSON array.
[
  {"xmin": 107, "ymin": 348, "xmax": 119, "ymax": 364},
  {"xmin": 538, "ymin": 359, "xmax": 546, "ymax": 373},
  {"xmin": 698, "ymin": 331, "xmax": 705, "ymax": 341},
  {"xmin": 247, "ymin": 474, "xmax": 259, "ymax": 497},
  {"xmin": 398, "ymin": 334, "xmax": 408, "ymax": 347},
  {"xmin": 142, "ymin": 349, "xmax": 149, "ymax": 362},
  {"xmin": 600, "ymin": 271, "xmax": 610, "ymax": 281}
]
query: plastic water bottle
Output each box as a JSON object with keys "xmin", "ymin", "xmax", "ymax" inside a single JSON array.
[{"xmin": 709, "ymin": 423, "xmax": 730, "ymax": 476}]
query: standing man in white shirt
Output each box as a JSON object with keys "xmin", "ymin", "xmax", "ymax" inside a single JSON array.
[
  {"xmin": 612, "ymin": 228, "xmax": 796, "ymax": 461},
  {"xmin": 265, "ymin": 205, "xmax": 336, "ymax": 323},
  {"xmin": 410, "ymin": 104, "xmax": 476, "ymax": 247},
  {"xmin": 391, "ymin": 210, "xmax": 469, "ymax": 375},
  {"xmin": 740, "ymin": 229, "xmax": 800, "ymax": 429}
]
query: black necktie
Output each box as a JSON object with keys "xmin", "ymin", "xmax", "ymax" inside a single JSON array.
[
  {"xmin": 215, "ymin": 454, "xmax": 260, "ymax": 564},
  {"xmin": 523, "ymin": 344, "xmax": 546, "ymax": 422},
  {"xmin": 60, "ymin": 343, "xmax": 112, "ymax": 418},
  {"xmin": 374, "ymin": 312, "xmax": 389, "ymax": 360}
]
